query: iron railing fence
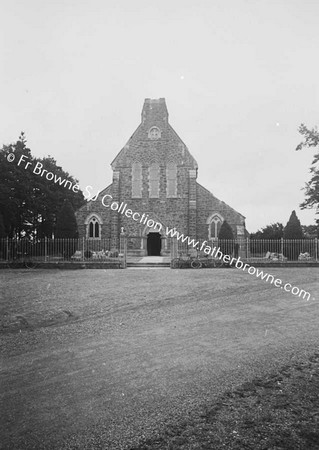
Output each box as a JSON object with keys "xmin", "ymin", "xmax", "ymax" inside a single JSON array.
[
  {"xmin": 248, "ymin": 239, "xmax": 319, "ymax": 261},
  {"xmin": 175, "ymin": 238, "xmax": 318, "ymax": 262},
  {"xmin": 0, "ymin": 238, "xmax": 121, "ymax": 262},
  {"xmin": 0, "ymin": 238, "xmax": 318, "ymax": 263}
]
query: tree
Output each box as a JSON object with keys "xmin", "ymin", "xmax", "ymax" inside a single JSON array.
[
  {"xmin": 218, "ymin": 220, "xmax": 234, "ymax": 240},
  {"xmin": 55, "ymin": 200, "xmax": 79, "ymax": 259},
  {"xmin": 0, "ymin": 133, "xmax": 85, "ymax": 238},
  {"xmin": 55, "ymin": 200, "xmax": 79, "ymax": 239},
  {"xmin": 250, "ymin": 223, "xmax": 284, "ymax": 240},
  {"xmin": 32, "ymin": 155, "xmax": 85, "ymax": 238},
  {"xmin": 250, "ymin": 223, "xmax": 284, "ymax": 254},
  {"xmin": 0, "ymin": 213, "xmax": 6, "ymax": 238},
  {"xmin": 296, "ymin": 124, "xmax": 319, "ymax": 220},
  {"xmin": 218, "ymin": 220, "xmax": 234, "ymax": 256},
  {"xmin": 0, "ymin": 212, "xmax": 6, "ymax": 259},
  {"xmin": 0, "ymin": 133, "xmax": 34, "ymax": 237},
  {"xmin": 283, "ymin": 210, "xmax": 303, "ymax": 260},
  {"xmin": 302, "ymin": 224, "xmax": 319, "ymax": 239},
  {"xmin": 284, "ymin": 210, "xmax": 303, "ymax": 239}
]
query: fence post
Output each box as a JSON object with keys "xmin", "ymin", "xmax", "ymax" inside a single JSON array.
[
  {"xmin": 123, "ymin": 236, "xmax": 127, "ymax": 268},
  {"xmin": 82, "ymin": 237, "xmax": 85, "ymax": 261},
  {"xmin": 281, "ymin": 237, "xmax": 284, "ymax": 261},
  {"xmin": 6, "ymin": 237, "xmax": 9, "ymax": 261},
  {"xmin": 119, "ymin": 230, "xmax": 126, "ymax": 268},
  {"xmin": 246, "ymin": 237, "xmax": 249, "ymax": 261},
  {"xmin": 315, "ymin": 238, "xmax": 318, "ymax": 262}
]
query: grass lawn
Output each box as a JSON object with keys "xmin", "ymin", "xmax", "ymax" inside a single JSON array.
[{"xmin": 0, "ymin": 267, "xmax": 318, "ymax": 449}]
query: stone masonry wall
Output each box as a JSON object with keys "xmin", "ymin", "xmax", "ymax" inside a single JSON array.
[
  {"xmin": 196, "ymin": 183, "xmax": 246, "ymax": 240},
  {"xmin": 75, "ymin": 98, "xmax": 247, "ymax": 254}
]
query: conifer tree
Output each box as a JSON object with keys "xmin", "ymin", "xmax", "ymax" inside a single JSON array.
[
  {"xmin": 218, "ymin": 220, "xmax": 234, "ymax": 257},
  {"xmin": 55, "ymin": 200, "xmax": 78, "ymax": 238},
  {"xmin": 218, "ymin": 220, "xmax": 234, "ymax": 240},
  {"xmin": 283, "ymin": 210, "xmax": 303, "ymax": 239},
  {"xmin": 283, "ymin": 210, "xmax": 303, "ymax": 260}
]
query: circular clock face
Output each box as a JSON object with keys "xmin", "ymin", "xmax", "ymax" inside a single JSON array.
[{"xmin": 149, "ymin": 127, "xmax": 161, "ymax": 140}]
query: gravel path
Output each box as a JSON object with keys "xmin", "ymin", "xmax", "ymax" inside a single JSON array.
[{"xmin": 0, "ymin": 268, "xmax": 318, "ymax": 449}]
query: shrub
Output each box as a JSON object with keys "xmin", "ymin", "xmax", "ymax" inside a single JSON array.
[{"xmin": 218, "ymin": 220, "xmax": 234, "ymax": 256}]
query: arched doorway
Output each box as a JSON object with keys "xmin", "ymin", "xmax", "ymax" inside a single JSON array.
[{"xmin": 147, "ymin": 232, "xmax": 161, "ymax": 256}]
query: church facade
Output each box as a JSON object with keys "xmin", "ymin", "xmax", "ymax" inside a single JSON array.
[{"xmin": 75, "ymin": 98, "xmax": 246, "ymax": 256}]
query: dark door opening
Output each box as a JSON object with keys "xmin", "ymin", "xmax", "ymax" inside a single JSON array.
[{"xmin": 147, "ymin": 232, "xmax": 161, "ymax": 256}]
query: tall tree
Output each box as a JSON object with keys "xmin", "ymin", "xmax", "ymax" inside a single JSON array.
[
  {"xmin": 0, "ymin": 133, "xmax": 85, "ymax": 238},
  {"xmin": 283, "ymin": 210, "xmax": 303, "ymax": 239},
  {"xmin": 55, "ymin": 200, "xmax": 79, "ymax": 239},
  {"xmin": 296, "ymin": 124, "xmax": 319, "ymax": 220},
  {"xmin": 0, "ymin": 212, "xmax": 6, "ymax": 259},
  {"xmin": 0, "ymin": 133, "xmax": 34, "ymax": 237},
  {"xmin": 0, "ymin": 212, "xmax": 5, "ymax": 238},
  {"xmin": 31, "ymin": 155, "xmax": 85, "ymax": 238},
  {"xmin": 283, "ymin": 210, "xmax": 303, "ymax": 260}
]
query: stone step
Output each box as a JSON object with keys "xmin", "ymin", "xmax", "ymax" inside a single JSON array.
[{"xmin": 127, "ymin": 262, "xmax": 170, "ymax": 268}]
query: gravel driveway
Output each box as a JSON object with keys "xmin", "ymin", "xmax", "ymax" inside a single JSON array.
[{"xmin": 0, "ymin": 268, "xmax": 318, "ymax": 449}]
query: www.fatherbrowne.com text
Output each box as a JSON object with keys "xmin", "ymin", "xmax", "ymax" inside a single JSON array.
[
  {"xmin": 165, "ymin": 228, "xmax": 312, "ymax": 302},
  {"xmin": 95, "ymin": 193, "xmax": 311, "ymax": 301},
  {"xmin": 8, "ymin": 153, "xmax": 312, "ymax": 301}
]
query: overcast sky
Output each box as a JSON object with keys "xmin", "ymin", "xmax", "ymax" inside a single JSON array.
[{"xmin": 1, "ymin": 0, "xmax": 319, "ymax": 232}]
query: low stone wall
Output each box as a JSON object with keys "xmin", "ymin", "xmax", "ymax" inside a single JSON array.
[
  {"xmin": 0, "ymin": 261, "xmax": 123, "ymax": 270},
  {"xmin": 1, "ymin": 260, "xmax": 318, "ymax": 270}
]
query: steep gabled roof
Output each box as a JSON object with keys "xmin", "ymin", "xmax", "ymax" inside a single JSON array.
[
  {"xmin": 111, "ymin": 98, "xmax": 197, "ymax": 168},
  {"xmin": 196, "ymin": 182, "xmax": 246, "ymax": 220}
]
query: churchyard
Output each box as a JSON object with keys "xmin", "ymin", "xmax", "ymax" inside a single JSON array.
[{"xmin": 1, "ymin": 267, "xmax": 318, "ymax": 449}]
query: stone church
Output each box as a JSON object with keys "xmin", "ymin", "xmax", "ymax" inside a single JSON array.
[{"xmin": 76, "ymin": 98, "xmax": 246, "ymax": 256}]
